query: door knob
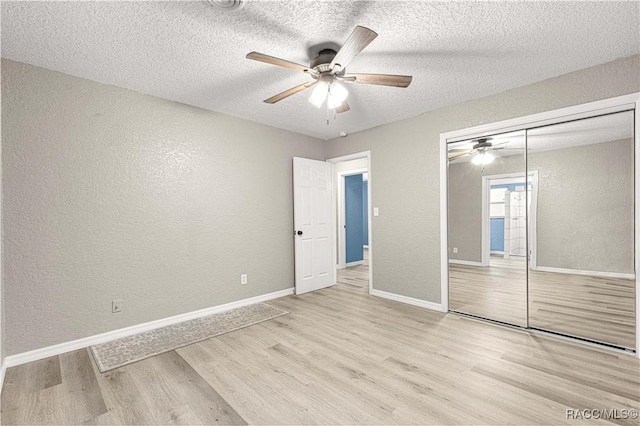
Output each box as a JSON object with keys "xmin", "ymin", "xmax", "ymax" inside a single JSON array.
[{"xmin": 297, "ymin": 230, "xmax": 303, "ymax": 235}]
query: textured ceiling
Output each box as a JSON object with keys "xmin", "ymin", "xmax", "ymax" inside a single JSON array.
[{"xmin": 2, "ymin": 1, "xmax": 639, "ymax": 140}]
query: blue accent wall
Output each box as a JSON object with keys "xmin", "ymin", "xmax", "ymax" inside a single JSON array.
[
  {"xmin": 362, "ymin": 181, "xmax": 369, "ymax": 246},
  {"xmin": 490, "ymin": 218, "xmax": 505, "ymax": 251},
  {"xmin": 345, "ymin": 174, "xmax": 364, "ymax": 263}
]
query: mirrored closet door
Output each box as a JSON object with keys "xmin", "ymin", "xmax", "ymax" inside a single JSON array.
[
  {"xmin": 448, "ymin": 130, "xmax": 528, "ymax": 327},
  {"xmin": 526, "ymin": 111, "xmax": 636, "ymax": 349},
  {"xmin": 447, "ymin": 109, "xmax": 636, "ymax": 351}
]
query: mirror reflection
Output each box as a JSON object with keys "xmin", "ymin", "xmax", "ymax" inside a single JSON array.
[
  {"xmin": 448, "ymin": 130, "xmax": 528, "ymax": 326},
  {"xmin": 527, "ymin": 111, "xmax": 635, "ymax": 349},
  {"xmin": 447, "ymin": 110, "xmax": 636, "ymax": 351}
]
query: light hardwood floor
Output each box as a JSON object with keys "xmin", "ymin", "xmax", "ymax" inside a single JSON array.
[
  {"xmin": 2, "ymin": 262, "xmax": 639, "ymax": 425},
  {"xmin": 449, "ymin": 256, "xmax": 636, "ymax": 349}
]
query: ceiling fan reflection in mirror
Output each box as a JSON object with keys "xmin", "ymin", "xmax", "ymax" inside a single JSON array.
[
  {"xmin": 246, "ymin": 26, "xmax": 413, "ymax": 119},
  {"xmin": 449, "ymin": 137, "xmax": 515, "ymax": 165}
]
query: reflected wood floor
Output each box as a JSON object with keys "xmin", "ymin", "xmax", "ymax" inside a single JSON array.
[
  {"xmin": 449, "ymin": 257, "xmax": 528, "ymax": 326},
  {"xmin": 2, "ymin": 261, "xmax": 639, "ymax": 425},
  {"xmin": 449, "ymin": 257, "xmax": 636, "ymax": 349}
]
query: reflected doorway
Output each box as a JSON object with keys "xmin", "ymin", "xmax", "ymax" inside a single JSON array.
[{"xmin": 481, "ymin": 172, "xmax": 538, "ymax": 268}]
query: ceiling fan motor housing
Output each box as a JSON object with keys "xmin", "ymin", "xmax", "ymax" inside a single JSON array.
[
  {"xmin": 311, "ymin": 49, "xmax": 337, "ymax": 73},
  {"xmin": 473, "ymin": 137, "xmax": 493, "ymax": 149}
]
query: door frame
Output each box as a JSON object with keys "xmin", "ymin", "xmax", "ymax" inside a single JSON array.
[
  {"xmin": 338, "ymin": 168, "xmax": 368, "ymax": 269},
  {"xmin": 481, "ymin": 171, "xmax": 538, "ymax": 267},
  {"xmin": 327, "ymin": 151, "xmax": 373, "ymax": 295},
  {"xmin": 439, "ymin": 92, "xmax": 640, "ymax": 356}
]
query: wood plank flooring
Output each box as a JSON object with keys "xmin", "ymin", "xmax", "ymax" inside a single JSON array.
[
  {"xmin": 449, "ymin": 256, "xmax": 636, "ymax": 349},
  {"xmin": 3, "ymin": 261, "xmax": 639, "ymax": 424}
]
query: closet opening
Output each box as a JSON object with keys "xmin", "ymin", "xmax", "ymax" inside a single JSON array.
[{"xmin": 440, "ymin": 94, "xmax": 639, "ymax": 354}]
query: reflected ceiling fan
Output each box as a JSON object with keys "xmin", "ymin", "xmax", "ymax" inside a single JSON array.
[
  {"xmin": 449, "ymin": 137, "xmax": 510, "ymax": 165},
  {"xmin": 246, "ymin": 26, "xmax": 412, "ymax": 114}
]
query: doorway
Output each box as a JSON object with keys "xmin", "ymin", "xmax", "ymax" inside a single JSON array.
[
  {"xmin": 327, "ymin": 151, "xmax": 373, "ymax": 294},
  {"xmin": 481, "ymin": 172, "xmax": 538, "ymax": 268},
  {"xmin": 344, "ymin": 172, "xmax": 368, "ymax": 266}
]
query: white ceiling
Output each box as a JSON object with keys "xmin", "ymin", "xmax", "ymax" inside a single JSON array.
[{"xmin": 2, "ymin": 1, "xmax": 639, "ymax": 140}]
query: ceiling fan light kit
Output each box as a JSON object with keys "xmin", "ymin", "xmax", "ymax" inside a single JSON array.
[
  {"xmin": 246, "ymin": 25, "xmax": 412, "ymax": 118},
  {"xmin": 309, "ymin": 81, "xmax": 348, "ymax": 109},
  {"xmin": 309, "ymin": 81, "xmax": 328, "ymax": 108},
  {"xmin": 471, "ymin": 151, "xmax": 495, "ymax": 165},
  {"xmin": 326, "ymin": 90, "xmax": 344, "ymax": 109}
]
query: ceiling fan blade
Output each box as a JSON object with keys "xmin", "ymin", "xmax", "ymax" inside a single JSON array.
[
  {"xmin": 448, "ymin": 148, "xmax": 470, "ymax": 153},
  {"xmin": 264, "ymin": 81, "xmax": 317, "ymax": 104},
  {"xmin": 449, "ymin": 152, "xmax": 473, "ymax": 161},
  {"xmin": 342, "ymin": 73, "xmax": 412, "ymax": 88},
  {"xmin": 330, "ymin": 26, "xmax": 378, "ymax": 72},
  {"xmin": 335, "ymin": 100, "xmax": 350, "ymax": 114},
  {"xmin": 247, "ymin": 52, "xmax": 318, "ymax": 76}
]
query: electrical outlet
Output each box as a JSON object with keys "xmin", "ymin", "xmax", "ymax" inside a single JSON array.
[
  {"xmin": 241, "ymin": 274, "xmax": 248, "ymax": 285},
  {"xmin": 453, "ymin": 247, "xmax": 458, "ymax": 254},
  {"xmin": 112, "ymin": 299, "xmax": 123, "ymax": 313}
]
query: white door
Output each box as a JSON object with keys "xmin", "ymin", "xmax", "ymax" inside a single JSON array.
[{"xmin": 293, "ymin": 157, "xmax": 335, "ymax": 295}]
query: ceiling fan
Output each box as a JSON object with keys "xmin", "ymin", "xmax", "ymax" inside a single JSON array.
[
  {"xmin": 246, "ymin": 26, "xmax": 412, "ymax": 113},
  {"xmin": 448, "ymin": 137, "xmax": 510, "ymax": 165}
]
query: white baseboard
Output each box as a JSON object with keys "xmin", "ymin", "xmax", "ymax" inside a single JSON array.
[
  {"xmin": 345, "ymin": 260, "xmax": 364, "ymax": 267},
  {"xmin": 533, "ymin": 266, "xmax": 635, "ymax": 280},
  {"xmin": 371, "ymin": 289, "xmax": 445, "ymax": 312},
  {"xmin": 3, "ymin": 288, "xmax": 294, "ymax": 369},
  {"xmin": 448, "ymin": 259, "xmax": 484, "ymax": 267}
]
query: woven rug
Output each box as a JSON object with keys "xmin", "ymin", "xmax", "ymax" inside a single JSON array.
[{"xmin": 90, "ymin": 303, "xmax": 289, "ymax": 372}]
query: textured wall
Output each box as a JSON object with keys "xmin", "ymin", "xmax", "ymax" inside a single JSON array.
[
  {"xmin": 531, "ymin": 139, "xmax": 634, "ymax": 273},
  {"xmin": 325, "ymin": 54, "xmax": 640, "ymax": 303},
  {"xmin": 448, "ymin": 139, "xmax": 634, "ymax": 273},
  {"xmin": 2, "ymin": 59, "xmax": 325, "ymax": 355}
]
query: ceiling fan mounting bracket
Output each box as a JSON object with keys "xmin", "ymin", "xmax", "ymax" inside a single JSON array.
[
  {"xmin": 473, "ymin": 137, "xmax": 494, "ymax": 150},
  {"xmin": 310, "ymin": 48, "xmax": 338, "ymax": 73}
]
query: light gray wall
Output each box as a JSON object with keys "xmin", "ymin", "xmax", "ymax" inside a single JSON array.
[
  {"xmin": 531, "ymin": 139, "xmax": 634, "ymax": 273},
  {"xmin": 1, "ymin": 59, "xmax": 325, "ymax": 356},
  {"xmin": 448, "ymin": 139, "xmax": 634, "ymax": 273},
  {"xmin": 325, "ymin": 54, "xmax": 640, "ymax": 303}
]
